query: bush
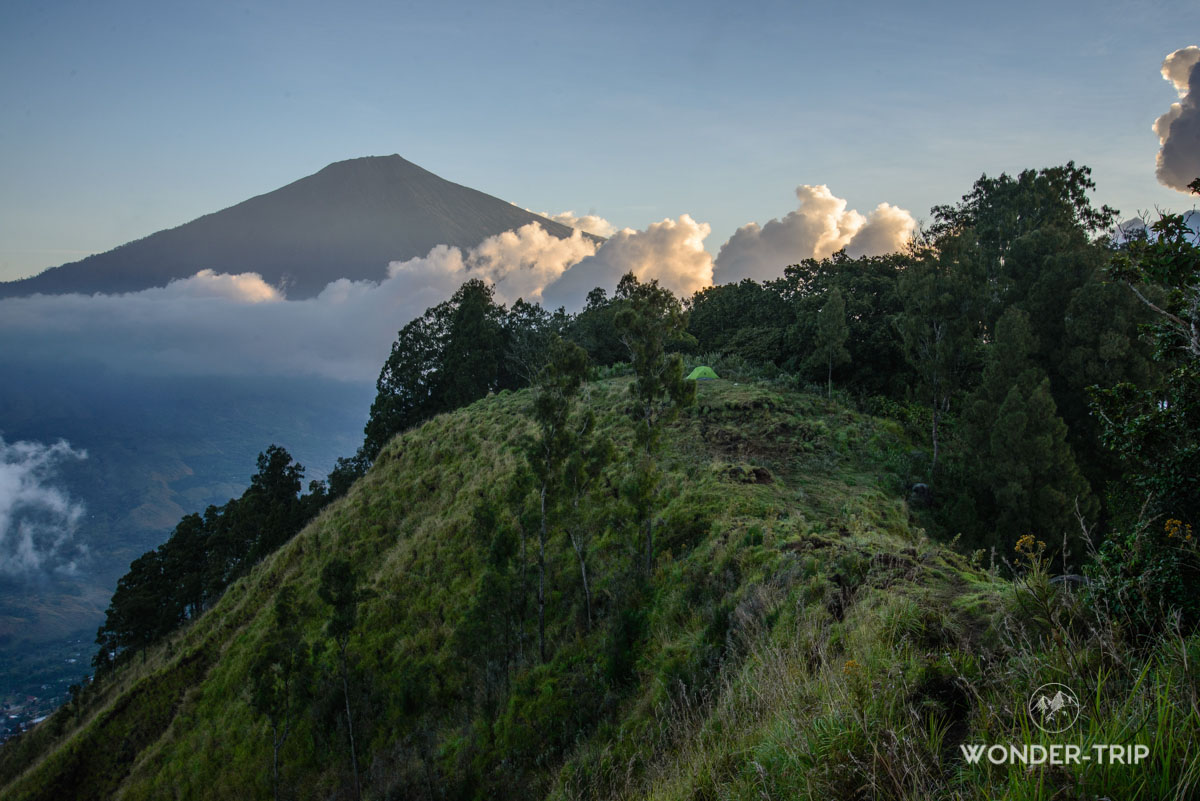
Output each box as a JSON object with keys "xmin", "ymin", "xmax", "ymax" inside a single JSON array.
[{"xmin": 1087, "ymin": 517, "xmax": 1200, "ymax": 636}]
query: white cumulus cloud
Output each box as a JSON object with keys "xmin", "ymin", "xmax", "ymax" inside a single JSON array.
[
  {"xmin": 712, "ymin": 185, "xmax": 916, "ymax": 284},
  {"xmin": 1155, "ymin": 45, "xmax": 1200, "ymax": 193},
  {"xmin": 543, "ymin": 215, "xmax": 714, "ymax": 309},
  {"xmin": 0, "ymin": 437, "xmax": 88, "ymax": 575},
  {"xmin": 390, "ymin": 222, "xmax": 599, "ymax": 305},
  {"xmin": 532, "ymin": 210, "xmax": 618, "ymax": 238}
]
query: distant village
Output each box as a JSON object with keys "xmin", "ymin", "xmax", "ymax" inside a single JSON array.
[{"xmin": 0, "ymin": 640, "xmax": 88, "ymax": 743}]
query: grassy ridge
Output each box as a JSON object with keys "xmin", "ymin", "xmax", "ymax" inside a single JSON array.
[{"xmin": 2, "ymin": 377, "xmax": 1196, "ymax": 800}]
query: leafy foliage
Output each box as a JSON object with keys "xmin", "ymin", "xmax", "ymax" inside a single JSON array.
[
  {"xmin": 778, "ymin": 252, "xmax": 913, "ymax": 396},
  {"xmin": 1088, "ymin": 185, "xmax": 1200, "ymax": 631}
]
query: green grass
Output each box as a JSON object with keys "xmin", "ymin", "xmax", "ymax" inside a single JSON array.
[{"xmin": 1, "ymin": 376, "xmax": 1196, "ymax": 801}]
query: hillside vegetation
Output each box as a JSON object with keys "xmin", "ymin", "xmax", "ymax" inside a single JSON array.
[
  {"xmin": 4, "ymin": 165, "xmax": 1199, "ymax": 800},
  {"xmin": 2, "ymin": 374, "xmax": 1196, "ymax": 800}
]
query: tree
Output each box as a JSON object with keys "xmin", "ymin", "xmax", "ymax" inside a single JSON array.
[
  {"xmin": 160, "ymin": 513, "xmax": 208, "ymax": 619},
  {"xmin": 319, "ymin": 558, "xmax": 371, "ymax": 801},
  {"xmin": 456, "ymin": 496, "xmax": 525, "ymax": 714},
  {"xmin": 1085, "ymin": 181, "xmax": 1200, "ymax": 631},
  {"xmin": 363, "ymin": 280, "xmax": 512, "ymax": 463},
  {"xmin": 242, "ymin": 445, "xmax": 307, "ymax": 564},
  {"xmin": 687, "ymin": 279, "xmax": 791, "ymax": 366},
  {"xmin": 204, "ymin": 446, "xmax": 307, "ymax": 587},
  {"xmin": 811, "ymin": 288, "xmax": 850, "ymax": 398},
  {"xmin": 1094, "ymin": 194, "xmax": 1200, "ymax": 526},
  {"xmin": 930, "ymin": 162, "xmax": 1117, "ymax": 257},
  {"xmin": 505, "ymin": 297, "xmax": 569, "ymax": 384},
  {"xmin": 1110, "ymin": 207, "xmax": 1200, "ymax": 363},
  {"xmin": 249, "ymin": 587, "xmax": 310, "ymax": 801},
  {"xmin": 566, "ymin": 287, "xmax": 630, "ymax": 367},
  {"xmin": 896, "ymin": 242, "xmax": 980, "ymax": 474},
  {"xmin": 94, "ymin": 446, "xmax": 321, "ymax": 674},
  {"xmin": 526, "ymin": 336, "xmax": 591, "ymax": 662},
  {"xmin": 93, "ymin": 549, "xmax": 175, "ymax": 668},
  {"xmin": 780, "ymin": 253, "xmax": 912, "ymax": 396},
  {"xmin": 614, "ymin": 273, "xmax": 696, "ymax": 575},
  {"xmin": 930, "ymin": 162, "xmax": 1117, "ymax": 331},
  {"xmin": 955, "ymin": 308, "xmax": 1094, "ymax": 545},
  {"xmin": 362, "ymin": 303, "xmax": 445, "ymax": 462},
  {"xmin": 923, "ymin": 163, "xmax": 1153, "ymax": 504},
  {"xmin": 561, "ymin": 407, "xmax": 613, "ymax": 632},
  {"xmin": 439, "ymin": 279, "xmax": 509, "ymax": 409}
]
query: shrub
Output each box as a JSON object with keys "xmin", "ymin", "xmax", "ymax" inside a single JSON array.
[{"xmin": 1087, "ymin": 517, "xmax": 1200, "ymax": 636}]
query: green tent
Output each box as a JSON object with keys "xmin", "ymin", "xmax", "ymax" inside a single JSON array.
[{"xmin": 686, "ymin": 366, "xmax": 719, "ymax": 381}]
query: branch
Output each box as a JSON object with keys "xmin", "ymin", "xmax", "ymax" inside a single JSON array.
[{"xmin": 1123, "ymin": 281, "xmax": 1200, "ymax": 358}]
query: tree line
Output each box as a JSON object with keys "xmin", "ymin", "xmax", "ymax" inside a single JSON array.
[{"xmin": 92, "ymin": 446, "xmax": 327, "ymax": 670}]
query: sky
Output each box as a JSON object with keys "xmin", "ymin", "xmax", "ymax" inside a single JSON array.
[{"xmin": 2, "ymin": 0, "xmax": 1199, "ymax": 284}]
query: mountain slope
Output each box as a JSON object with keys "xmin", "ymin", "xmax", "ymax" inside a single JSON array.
[
  {"xmin": 1, "ymin": 376, "xmax": 1195, "ymax": 801},
  {"xmin": 0, "ymin": 155, "xmax": 581, "ymax": 299}
]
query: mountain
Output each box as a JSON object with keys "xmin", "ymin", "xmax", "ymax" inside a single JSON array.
[
  {"xmin": 0, "ymin": 155, "xmax": 583, "ymax": 299},
  {"xmin": 5, "ymin": 376, "xmax": 1190, "ymax": 800}
]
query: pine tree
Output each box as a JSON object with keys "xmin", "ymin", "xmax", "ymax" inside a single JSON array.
[
  {"xmin": 811, "ymin": 288, "xmax": 850, "ymax": 399},
  {"xmin": 249, "ymin": 587, "xmax": 310, "ymax": 801},
  {"xmin": 958, "ymin": 308, "xmax": 1094, "ymax": 544},
  {"xmin": 526, "ymin": 335, "xmax": 590, "ymax": 662},
  {"xmin": 614, "ymin": 273, "xmax": 696, "ymax": 576},
  {"xmin": 897, "ymin": 245, "xmax": 979, "ymax": 474},
  {"xmin": 319, "ymin": 559, "xmax": 370, "ymax": 800}
]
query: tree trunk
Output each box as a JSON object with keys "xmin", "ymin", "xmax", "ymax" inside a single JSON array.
[
  {"xmin": 517, "ymin": 510, "xmax": 527, "ymax": 667},
  {"xmin": 827, "ymin": 352, "xmax": 833, "ymax": 399},
  {"xmin": 567, "ymin": 527, "xmax": 592, "ymax": 631},
  {"xmin": 644, "ymin": 516, "xmax": 653, "ymax": 577},
  {"xmin": 931, "ymin": 402, "xmax": 940, "ymax": 475},
  {"xmin": 340, "ymin": 649, "xmax": 361, "ymax": 801},
  {"xmin": 271, "ymin": 726, "xmax": 281, "ymax": 801}
]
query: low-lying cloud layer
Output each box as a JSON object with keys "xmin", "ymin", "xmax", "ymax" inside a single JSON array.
[
  {"xmin": 713, "ymin": 185, "xmax": 916, "ymax": 284},
  {"xmin": 0, "ymin": 186, "xmax": 912, "ymax": 383},
  {"xmin": 1155, "ymin": 46, "xmax": 1200, "ymax": 193},
  {"xmin": 0, "ymin": 437, "xmax": 88, "ymax": 575}
]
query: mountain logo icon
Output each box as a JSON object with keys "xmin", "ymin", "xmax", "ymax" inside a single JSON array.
[{"xmin": 1027, "ymin": 683, "xmax": 1081, "ymax": 733}]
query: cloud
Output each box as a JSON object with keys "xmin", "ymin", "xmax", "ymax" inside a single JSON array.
[
  {"xmin": 542, "ymin": 215, "xmax": 714, "ymax": 309},
  {"xmin": 153, "ymin": 269, "xmax": 284, "ymax": 303},
  {"xmin": 0, "ymin": 224, "xmax": 599, "ymax": 383},
  {"xmin": 712, "ymin": 185, "xmax": 916, "ymax": 284},
  {"xmin": 1154, "ymin": 46, "xmax": 1200, "ymax": 193},
  {"xmin": 531, "ymin": 210, "xmax": 618, "ymax": 238},
  {"xmin": 0, "ymin": 437, "xmax": 87, "ymax": 575},
  {"xmin": 389, "ymin": 222, "xmax": 599, "ymax": 305}
]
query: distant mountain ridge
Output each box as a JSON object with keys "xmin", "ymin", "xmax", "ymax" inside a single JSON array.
[{"xmin": 0, "ymin": 155, "xmax": 583, "ymax": 299}]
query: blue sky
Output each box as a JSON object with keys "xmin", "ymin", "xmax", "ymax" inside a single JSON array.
[{"xmin": 1, "ymin": 0, "xmax": 1197, "ymax": 282}]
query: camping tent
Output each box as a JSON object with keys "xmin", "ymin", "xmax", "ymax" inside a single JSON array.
[{"xmin": 686, "ymin": 366, "xmax": 719, "ymax": 381}]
